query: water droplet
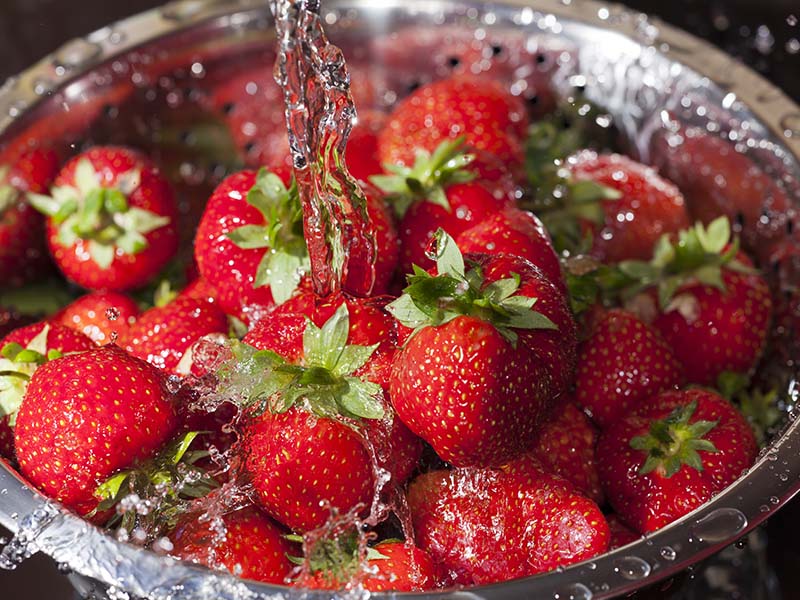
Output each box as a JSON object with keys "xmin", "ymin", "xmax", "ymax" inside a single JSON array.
[
  {"xmin": 53, "ymin": 38, "xmax": 102, "ymax": 70},
  {"xmin": 161, "ymin": 0, "xmax": 206, "ymax": 21},
  {"xmin": 32, "ymin": 78, "xmax": 56, "ymax": 96},
  {"xmin": 7, "ymin": 100, "xmax": 28, "ymax": 118},
  {"xmin": 770, "ymin": 495, "xmax": 780, "ymax": 505},
  {"xmin": 787, "ymin": 14, "xmax": 798, "ymax": 27},
  {"xmin": 105, "ymin": 307, "xmax": 120, "ymax": 321},
  {"xmin": 554, "ymin": 582, "xmax": 593, "ymax": 600},
  {"xmin": 779, "ymin": 113, "xmax": 800, "ymax": 138},
  {"xmin": 660, "ymin": 546, "xmax": 676, "ymax": 561},
  {"xmin": 586, "ymin": 561, "xmax": 597, "ymax": 570},
  {"xmin": 691, "ymin": 507, "xmax": 748, "ymax": 543},
  {"xmin": 613, "ymin": 556, "xmax": 651, "ymax": 580}
]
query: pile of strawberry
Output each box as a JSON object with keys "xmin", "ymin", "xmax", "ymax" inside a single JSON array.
[{"xmin": 0, "ymin": 62, "xmax": 795, "ymax": 592}]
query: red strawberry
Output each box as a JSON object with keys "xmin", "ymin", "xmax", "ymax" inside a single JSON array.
[
  {"xmin": 407, "ymin": 455, "xmax": 609, "ymax": 585},
  {"xmin": 0, "ymin": 148, "xmax": 60, "ymax": 287},
  {"xmin": 171, "ymin": 505, "xmax": 294, "ymax": 584},
  {"xmin": 178, "ymin": 277, "xmax": 219, "ymax": 306},
  {"xmin": 120, "ymin": 296, "xmax": 228, "ymax": 374},
  {"xmin": 52, "ymin": 291, "xmax": 140, "ymax": 345},
  {"xmin": 652, "ymin": 123, "xmax": 792, "ymax": 260},
  {"xmin": 194, "ymin": 169, "xmax": 304, "ymax": 322},
  {"xmin": 597, "ymin": 388, "xmax": 757, "ymax": 534},
  {"xmin": 14, "ymin": 345, "xmax": 177, "ymax": 515},
  {"xmin": 388, "ymin": 231, "xmax": 576, "ymax": 467},
  {"xmin": 529, "ymin": 401, "xmax": 604, "ymax": 504},
  {"xmin": 372, "ymin": 138, "xmax": 511, "ymax": 274},
  {"xmin": 28, "ymin": 146, "xmax": 179, "ymax": 291},
  {"xmin": 236, "ymin": 305, "xmax": 391, "ymax": 531},
  {"xmin": 0, "ymin": 322, "xmax": 95, "ymax": 457},
  {"xmin": 294, "ymin": 536, "xmax": 437, "ymax": 592},
  {"xmin": 616, "ymin": 217, "xmax": 772, "ymax": 387},
  {"xmin": 378, "ymin": 75, "xmax": 529, "ymax": 177},
  {"xmin": 564, "ymin": 151, "xmax": 691, "ymax": 263},
  {"xmin": 575, "ymin": 309, "xmax": 685, "ymax": 429},
  {"xmin": 456, "ymin": 206, "xmax": 565, "ymax": 292}
]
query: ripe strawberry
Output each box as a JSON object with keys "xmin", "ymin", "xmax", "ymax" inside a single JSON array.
[
  {"xmin": 388, "ymin": 231, "xmax": 576, "ymax": 467},
  {"xmin": 616, "ymin": 217, "xmax": 772, "ymax": 386},
  {"xmin": 564, "ymin": 151, "xmax": 691, "ymax": 263},
  {"xmin": 14, "ymin": 344, "xmax": 177, "ymax": 515},
  {"xmin": 407, "ymin": 455, "xmax": 609, "ymax": 585},
  {"xmin": 120, "ymin": 296, "xmax": 228, "ymax": 374},
  {"xmin": 177, "ymin": 277, "xmax": 219, "ymax": 306},
  {"xmin": 28, "ymin": 146, "xmax": 179, "ymax": 291},
  {"xmin": 597, "ymin": 388, "xmax": 757, "ymax": 534},
  {"xmin": 529, "ymin": 401, "xmax": 603, "ymax": 504},
  {"xmin": 575, "ymin": 309, "xmax": 685, "ymax": 429},
  {"xmin": 0, "ymin": 148, "xmax": 60, "ymax": 287},
  {"xmin": 52, "ymin": 291, "xmax": 140, "ymax": 344},
  {"xmin": 456, "ymin": 206, "xmax": 565, "ymax": 293},
  {"xmin": 235, "ymin": 305, "xmax": 391, "ymax": 531},
  {"xmin": 0, "ymin": 322, "xmax": 95, "ymax": 457},
  {"xmin": 606, "ymin": 513, "xmax": 640, "ymax": 550},
  {"xmin": 378, "ymin": 75, "xmax": 529, "ymax": 177},
  {"xmin": 293, "ymin": 535, "xmax": 437, "ymax": 592},
  {"xmin": 652, "ymin": 122, "xmax": 792, "ymax": 260},
  {"xmin": 171, "ymin": 505, "xmax": 294, "ymax": 584},
  {"xmin": 372, "ymin": 138, "xmax": 511, "ymax": 274}
]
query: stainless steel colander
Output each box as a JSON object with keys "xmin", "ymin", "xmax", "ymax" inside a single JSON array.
[{"xmin": 0, "ymin": 1, "xmax": 799, "ymax": 598}]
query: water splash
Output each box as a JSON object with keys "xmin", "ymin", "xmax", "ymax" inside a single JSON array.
[{"xmin": 270, "ymin": 0, "xmax": 376, "ymax": 297}]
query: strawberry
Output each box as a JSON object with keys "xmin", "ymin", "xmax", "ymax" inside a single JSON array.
[
  {"xmin": 651, "ymin": 122, "xmax": 792, "ymax": 260},
  {"xmin": 232, "ymin": 305, "xmax": 390, "ymax": 532},
  {"xmin": 14, "ymin": 344, "xmax": 177, "ymax": 515},
  {"xmin": 606, "ymin": 513, "xmax": 640, "ymax": 550},
  {"xmin": 529, "ymin": 401, "xmax": 603, "ymax": 504},
  {"xmin": 597, "ymin": 388, "xmax": 757, "ymax": 534},
  {"xmin": 52, "ymin": 291, "xmax": 140, "ymax": 345},
  {"xmin": 28, "ymin": 146, "xmax": 179, "ymax": 291},
  {"xmin": 194, "ymin": 169, "xmax": 306, "ymax": 322},
  {"xmin": 120, "ymin": 296, "xmax": 228, "ymax": 374},
  {"xmin": 0, "ymin": 148, "xmax": 60, "ymax": 287},
  {"xmin": 0, "ymin": 322, "xmax": 95, "ymax": 458},
  {"xmin": 614, "ymin": 217, "xmax": 772, "ymax": 386},
  {"xmin": 293, "ymin": 534, "xmax": 437, "ymax": 592},
  {"xmin": 407, "ymin": 455, "xmax": 609, "ymax": 585},
  {"xmin": 372, "ymin": 138, "xmax": 511, "ymax": 274},
  {"xmin": 171, "ymin": 505, "xmax": 294, "ymax": 585},
  {"xmin": 177, "ymin": 277, "xmax": 219, "ymax": 306},
  {"xmin": 574, "ymin": 309, "xmax": 685, "ymax": 429},
  {"xmin": 388, "ymin": 231, "xmax": 576, "ymax": 467},
  {"xmin": 456, "ymin": 206, "xmax": 565, "ymax": 293},
  {"xmin": 563, "ymin": 151, "xmax": 691, "ymax": 263},
  {"xmin": 378, "ymin": 75, "xmax": 529, "ymax": 177}
]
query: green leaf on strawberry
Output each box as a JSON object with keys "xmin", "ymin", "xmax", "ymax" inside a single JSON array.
[
  {"xmin": 388, "ymin": 229, "xmax": 557, "ymax": 345},
  {"xmin": 370, "ymin": 137, "xmax": 476, "ymax": 218},
  {"xmin": 630, "ymin": 400, "xmax": 720, "ymax": 477},
  {"xmin": 225, "ymin": 169, "xmax": 309, "ymax": 304},
  {"xmin": 28, "ymin": 158, "xmax": 170, "ymax": 269},
  {"xmin": 0, "ymin": 166, "xmax": 19, "ymax": 215},
  {"xmin": 232, "ymin": 305, "xmax": 384, "ymax": 421}
]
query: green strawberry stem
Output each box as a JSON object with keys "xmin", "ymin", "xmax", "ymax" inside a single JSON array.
[
  {"xmin": 229, "ymin": 304, "xmax": 384, "ymax": 421},
  {"xmin": 387, "ymin": 229, "xmax": 557, "ymax": 346},
  {"xmin": 630, "ymin": 400, "xmax": 719, "ymax": 477},
  {"xmin": 28, "ymin": 159, "xmax": 170, "ymax": 269},
  {"xmin": 286, "ymin": 529, "xmax": 388, "ymax": 583},
  {"xmin": 370, "ymin": 137, "xmax": 476, "ymax": 218},
  {"xmin": 225, "ymin": 168, "xmax": 309, "ymax": 305},
  {"xmin": 0, "ymin": 166, "xmax": 19, "ymax": 216},
  {"xmin": 91, "ymin": 431, "xmax": 218, "ymax": 540}
]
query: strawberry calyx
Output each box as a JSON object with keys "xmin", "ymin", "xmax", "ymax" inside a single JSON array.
[
  {"xmin": 370, "ymin": 137, "xmax": 476, "ymax": 218},
  {"xmin": 90, "ymin": 431, "xmax": 218, "ymax": 539},
  {"xmin": 615, "ymin": 216, "xmax": 755, "ymax": 309},
  {"xmin": 387, "ymin": 229, "xmax": 557, "ymax": 345},
  {"xmin": 225, "ymin": 168, "xmax": 309, "ymax": 304},
  {"xmin": 287, "ymin": 530, "xmax": 389, "ymax": 586},
  {"xmin": 0, "ymin": 165, "xmax": 19, "ymax": 216},
  {"xmin": 629, "ymin": 400, "xmax": 719, "ymax": 477},
  {"xmin": 717, "ymin": 372, "xmax": 781, "ymax": 445},
  {"xmin": 231, "ymin": 305, "xmax": 384, "ymax": 420},
  {"xmin": 0, "ymin": 325, "xmax": 61, "ymax": 426},
  {"xmin": 27, "ymin": 158, "xmax": 170, "ymax": 269}
]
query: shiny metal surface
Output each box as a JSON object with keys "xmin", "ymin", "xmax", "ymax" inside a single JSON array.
[{"xmin": 0, "ymin": 0, "xmax": 798, "ymax": 598}]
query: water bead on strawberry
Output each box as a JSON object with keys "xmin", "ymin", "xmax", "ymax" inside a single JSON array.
[
  {"xmin": 52, "ymin": 291, "xmax": 140, "ymax": 344},
  {"xmin": 28, "ymin": 146, "xmax": 179, "ymax": 292}
]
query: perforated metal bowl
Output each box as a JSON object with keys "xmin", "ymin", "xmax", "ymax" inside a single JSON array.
[{"xmin": 0, "ymin": 1, "xmax": 799, "ymax": 598}]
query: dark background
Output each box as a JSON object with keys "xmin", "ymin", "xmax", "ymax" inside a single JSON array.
[{"xmin": 0, "ymin": 0, "xmax": 798, "ymax": 598}]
